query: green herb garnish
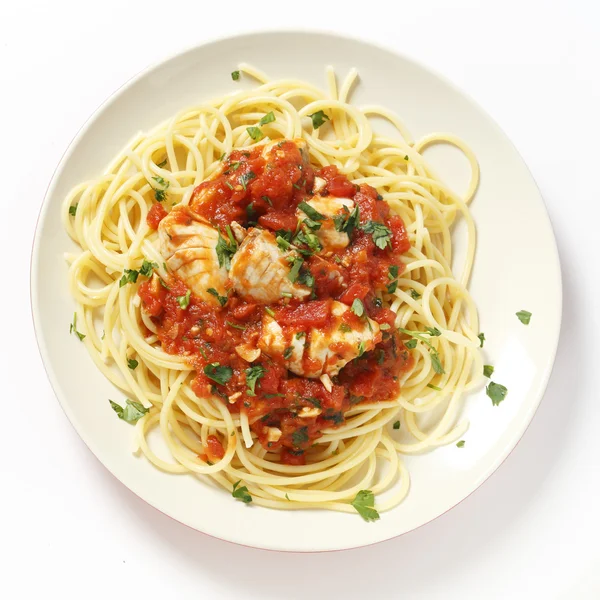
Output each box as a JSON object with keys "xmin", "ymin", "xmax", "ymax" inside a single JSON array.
[
  {"xmin": 351, "ymin": 490, "xmax": 380, "ymax": 522},
  {"xmin": 127, "ymin": 358, "xmax": 138, "ymax": 370},
  {"xmin": 204, "ymin": 363, "xmax": 233, "ymax": 386},
  {"xmin": 308, "ymin": 110, "xmax": 330, "ymax": 129},
  {"xmin": 516, "ymin": 310, "xmax": 532, "ymax": 325},
  {"xmin": 259, "ymin": 111, "xmax": 275, "ymax": 125},
  {"xmin": 177, "ymin": 290, "xmax": 191, "ymax": 309},
  {"xmin": 483, "ymin": 365, "xmax": 494, "ymax": 378},
  {"xmin": 486, "ymin": 381, "xmax": 508, "ymax": 406},
  {"xmin": 361, "ymin": 221, "xmax": 392, "ymax": 250},
  {"xmin": 109, "ymin": 399, "xmax": 148, "ymax": 424},
  {"xmin": 245, "ymin": 365, "xmax": 265, "ymax": 396},
  {"xmin": 246, "ymin": 126, "xmax": 264, "ymax": 142},
  {"xmin": 351, "ymin": 298, "xmax": 364, "ymax": 317},
  {"xmin": 231, "ymin": 71, "xmax": 240, "ymax": 81},
  {"xmin": 232, "ymin": 480, "xmax": 252, "ymax": 503},
  {"xmin": 69, "ymin": 312, "xmax": 85, "ymax": 341},
  {"xmin": 207, "ymin": 288, "xmax": 228, "ymax": 307}
]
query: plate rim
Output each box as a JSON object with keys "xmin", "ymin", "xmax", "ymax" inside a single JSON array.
[{"xmin": 30, "ymin": 28, "xmax": 563, "ymax": 552}]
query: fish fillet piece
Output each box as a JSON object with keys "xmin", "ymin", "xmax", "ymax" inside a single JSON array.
[
  {"xmin": 296, "ymin": 194, "xmax": 355, "ymax": 251},
  {"xmin": 229, "ymin": 228, "xmax": 311, "ymax": 303},
  {"xmin": 158, "ymin": 206, "xmax": 228, "ymax": 307},
  {"xmin": 258, "ymin": 301, "xmax": 381, "ymax": 378}
]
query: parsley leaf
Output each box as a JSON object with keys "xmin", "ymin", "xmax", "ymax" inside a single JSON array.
[
  {"xmin": 283, "ymin": 346, "xmax": 293, "ymax": 360},
  {"xmin": 351, "ymin": 490, "xmax": 380, "ymax": 522},
  {"xmin": 483, "ymin": 365, "xmax": 494, "ymax": 378},
  {"xmin": 333, "ymin": 205, "xmax": 360, "ymax": 237},
  {"xmin": 177, "ymin": 290, "xmax": 191, "ymax": 309},
  {"xmin": 292, "ymin": 426, "xmax": 309, "ymax": 447},
  {"xmin": 231, "ymin": 70, "xmax": 240, "ymax": 81},
  {"xmin": 361, "ymin": 221, "xmax": 392, "ymax": 250},
  {"xmin": 486, "ymin": 381, "xmax": 508, "ymax": 406},
  {"xmin": 119, "ymin": 268, "xmax": 139, "ymax": 287},
  {"xmin": 247, "ymin": 126, "xmax": 264, "ymax": 142},
  {"xmin": 109, "ymin": 399, "xmax": 148, "ymax": 424},
  {"xmin": 351, "ymin": 298, "xmax": 364, "ymax": 317},
  {"xmin": 157, "ymin": 158, "xmax": 168, "ymax": 168},
  {"xmin": 427, "ymin": 383, "xmax": 442, "ymax": 391},
  {"xmin": 127, "ymin": 358, "xmax": 138, "ymax": 370},
  {"xmin": 305, "ymin": 397, "xmax": 321, "ymax": 409},
  {"xmin": 69, "ymin": 312, "xmax": 85, "ymax": 341},
  {"xmin": 151, "ymin": 176, "xmax": 170, "ymax": 202},
  {"xmin": 215, "ymin": 231, "xmax": 238, "ymax": 270},
  {"xmin": 139, "ymin": 259, "xmax": 158, "ymax": 278},
  {"xmin": 259, "ymin": 111, "xmax": 275, "ymax": 125},
  {"xmin": 478, "ymin": 332, "xmax": 485, "ymax": 347},
  {"xmin": 410, "ymin": 289, "xmax": 421, "ymax": 300},
  {"xmin": 388, "ymin": 265, "xmax": 399, "ymax": 279},
  {"xmin": 204, "ymin": 363, "xmax": 233, "ymax": 386},
  {"xmin": 339, "ymin": 323, "xmax": 352, "ymax": 333},
  {"xmin": 207, "ymin": 288, "xmax": 228, "ymax": 307},
  {"xmin": 69, "ymin": 204, "xmax": 78, "ymax": 216},
  {"xmin": 398, "ymin": 327, "xmax": 445, "ymax": 374},
  {"xmin": 516, "ymin": 310, "xmax": 532, "ymax": 325},
  {"xmin": 245, "ymin": 365, "xmax": 265, "ymax": 396},
  {"xmin": 392, "ymin": 421, "xmax": 400, "ymax": 430},
  {"xmin": 232, "ymin": 480, "xmax": 252, "ymax": 503},
  {"xmin": 387, "ymin": 280, "xmax": 398, "ymax": 294},
  {"xmin": 240, "ymin": 171, "xmax": 256, "ymax": 190},
  {"xmin": 456, "ymin": 440, "xmax": 465, "ymax": 448},
  {"xmin": 287, "ymin": 255, "xmax": 304, "ymax": 283},
  {"xmin": 298, "ymin": 201, "xmax": 325, "ymax": 222},
  {"xmin": 308, "ymin": 110, "xmax": 330, "ymax": 129},
  {"xmin": 357, "ymin": 341, "xmax": 366, "ymax": 356}
]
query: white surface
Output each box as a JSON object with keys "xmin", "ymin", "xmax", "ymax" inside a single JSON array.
[
  {"xmin": 2, "ymin": 0, "xmax": 599, "ymax": 596},
  {"xmin": 31, "ymin": 29, "xmax": 562, "ymax": 553}
]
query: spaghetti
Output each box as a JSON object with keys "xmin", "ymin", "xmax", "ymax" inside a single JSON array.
[{"xmin": 63, "ymin": 65, "xmax": 483, "ymax": 517}]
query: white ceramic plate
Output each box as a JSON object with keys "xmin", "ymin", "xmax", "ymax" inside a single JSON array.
[{"xmin": 31, "ymin": 31, "xmax": 562, "ymax": 552}]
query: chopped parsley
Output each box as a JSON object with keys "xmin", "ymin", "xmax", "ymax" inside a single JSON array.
[
  {"xmin": 410, "ymin": 289, "xmax": 421, "ymax": 300},
  {"xmin": 456, "ymin": 440, "xmax": 465, "ymax": 448},
  {"xmin": 392, "ymin": 420, "xmax": 400, "ymax": 430},
  {"xmin": 283, "ymin": 346, "xmax": 293, "ymax": 360},
  {"xmin": 351, "ymin": 490, "xmax": 379, "ymax": 522},
  {"xmin": 176, "ymin": 290, "xmax": 191, "ymax": 309},
  {"xmin": 376, "ymin": 349, "xmax": 385, "ymax": 365},
  {"xmin": 339, "ymin": 323, "xmax": 352, "ymax": 333},
  {"xmin": 215, "ymin": 229, "xmax": 238, "ymax": 269},
  {"xmin": 357, "ymin": 341, "xmax": 366, "ymax": 356},
  {"xmin": 207, "ymin": 288, "xmax": 228, "ymax": 307},
  {"xmin": 139, "ymin": 259, "xmax": 158, "ymax": 278},
  {"xmin": 398, "ymin": 327, "xmax": 445, "ymax": 374},
  {"xmin": 281, "ymin": 291, "xmax": 292, "ymax": 298},
  {"xmin": 127, "ymin": 358, "xmax": 138, "ymax": 370},
  {"xmin": 387, "ymin": 280, "xmax": 398, "ymax": 294},
  {"xmin": 321, "ymin": 411, "xmax": 344, "ymax": 425},
  {"xmin": 276, "ymin": 235, "xmax": 292, "ymax": 252},
  {"xmin": 231, "ymin": 70, "xmax": 240, "ymax": 81},
  {"xmin": 388, "ymin": 265, "xmax": 399, "ymax": 279},
  {"xmin": 109, "ymin": 399, "xmax": 148, "ymax": 424},
  {"xmin": 478, "ymin": 332, "xmax": 485, "ymax": 347},
  {"xmin": 333, "ymin": 205, "xmax": 360, "ymax": 237},
  {"xmin": 427, "ymin": 383, "xmax": 442, "ymax": 391},
  {"xmin": 483, "ymin": 365, "xmax": 494, "ymax": 378},
  {"xmin": 157, "ymin": 158, "xmax": 168, "ymax": 168},
  {"xmin": 151, "ymin": 176, "xmax": 169, "ymax": 202},
  {"xmin": 287, "ymin": 255, "xmax": 304, "ymax": 283},
  {"xmin": 351, "ymin": 298, "xmax": 364, "ymax": 317},
  {"xmin": 516, "ymin": 310, "xmax": 532, "ymax": 325},
  {"xmin": 292, "ymin": 426, "xmax": 309, "ymax": 447},
  {"xmin": 204, "ymin": 363, "xmax": 233, "ymax": 386},
  {"xmin": 259, "ymin": 111, "xmax": 275, "ymax": 125},
  {"xmin": 246, "ymin": 126, "xmax": 264, "ymax": 142},
  {"xmin": 265, "ymin": 307, "xmax": 275, "ymax": 317},
  {"xmin": 486, "ymin": 381, "xmax": 508, "ymax": 406},
  {"xmin": 119, "ymin": 268, "xmax": 139, "ymax": 287},
  {"xmin": 295, "ymin": 331, "xmax": 305, "ymax": 339},
  {"xmin": 379, "ymin": 323, "xmax": 390, "ymax": 331},
  {"xmin": 308, "ymin": 110, "xmax": 330, "ymax": 129},
  {"xmin": 361, "ymin": 221, "xmax": 393, "ymax": 250},
  {"xmin": 305, "ymin": 397, "xmax": 322, "ymax": 408},
  {"xmin": 240, "ymin": 170, "xmax": 256, "ymax": 190},
  {"xmin": 226, "ymin": 321, "xmax": 246, "ymax": 330},
  {"xmin": 69, "ymin": 204, "xmax": 78, "ymax": 216},
  {"xmin": 69, "ymin": 312, "xmax": 85, "ymax": 341},
  {"xmin": 294, "ymin": 227, "xmax": 322, "ymax": 254},
  {"xmin": 245, "ymin": 365, "xmax": 265, "ymax": 396},
  {"xmin": 262, "ymin": 195, "xmax": 273, "ymax": 206},
  {"xmin": 298, "ymin": 201, "xmax": 325, "ymax": 222},
  {"xmin": 232, "ymin": 480, "xmax": 252, "ymax": 503}
]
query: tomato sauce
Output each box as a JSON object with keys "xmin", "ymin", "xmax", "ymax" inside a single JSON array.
[{"xmin": 139, "ymin": 141, "xmax": 413, "ymax": 463}]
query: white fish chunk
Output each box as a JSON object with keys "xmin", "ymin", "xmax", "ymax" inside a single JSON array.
[
  {"xmin": 229, "ymin": 228, "xmax": 311, "ymax": 303},
  {"xmin": 297, "ymin": 195, "xmax": 355, "ymax": 251},
  {"xmin": 258, "ymin": 300, "xmax": 381, "ymax": 378},
  {"xmin": 158, "ymin": 206, "xmax": 228, "ymax": 307}
]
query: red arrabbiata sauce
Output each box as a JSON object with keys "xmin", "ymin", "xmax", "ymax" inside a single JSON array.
[{"xmin": 138, "ymin": 140, "xmax": 412, "ymax": 464}]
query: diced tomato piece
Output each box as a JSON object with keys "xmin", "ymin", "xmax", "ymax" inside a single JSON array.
[
  {"xmin": 147, "ymin": 203, "xmax": 167, "ymax": 229},
  {"xmin": 389, "ymin": 215, "xmax": 411, "ymax": 253},
  {"xmin": 276, "ymin": 300, "xmax": 331, "ymax": 327},
  {"xmin": 205, "ymin": 435, "xmax": 225, "ymax": 461},
  {"xmin": 338, "ymin": 283, "xmax": 370, "ymax": 305}
]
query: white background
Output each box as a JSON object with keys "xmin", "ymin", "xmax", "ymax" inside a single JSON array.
[{"xmin": 2, "ymin": 1, "xmax": 598, "ymax": 598}]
